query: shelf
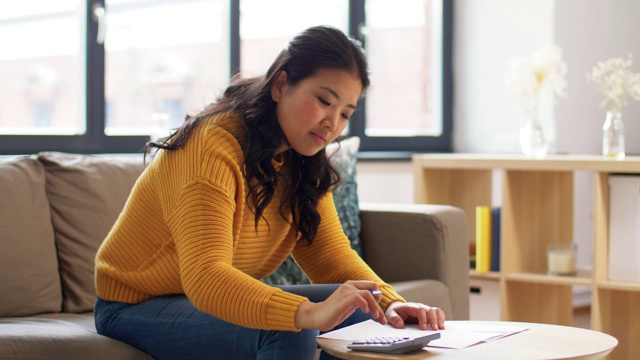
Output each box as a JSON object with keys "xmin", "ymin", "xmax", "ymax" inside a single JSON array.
[
  {"xmin": 469, "ymin": 270, "xmax": 501, "ymax": 280},
  {"xmin": 503, "ymin": 270, "xmax": 592, "ymax": 286},
  {"xmin": 470, "ymin": 270, "xmax": 593, "ymax": 286},
  {"xmin": 412, "ymin": 153, "xmax": 640, "ymax": 172},
  {"xmin": 596, "ymin": 280, "xmax": 640, "ymax": 292}
]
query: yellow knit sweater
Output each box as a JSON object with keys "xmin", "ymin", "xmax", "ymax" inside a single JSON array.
[{"xmin": 95, "ymin": 112, "xmax": 403, "ymax": 331}]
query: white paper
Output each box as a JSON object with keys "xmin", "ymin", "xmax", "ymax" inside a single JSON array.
[{"xmin": 318, "ymin": 320, "xmax": 528, "ymax": 349}]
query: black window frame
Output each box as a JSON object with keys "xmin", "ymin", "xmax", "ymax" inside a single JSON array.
[
  {"xmin": 347, "ymin": 0, "xmax": 453, "ymax": 159},
  {"xmin": 0, "ymin": 0, "xmax": 452, "ymax": 156}
]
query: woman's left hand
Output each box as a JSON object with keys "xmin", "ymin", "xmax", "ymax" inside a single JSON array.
[{"xmin": 384, "ymin": 301, "xmax": 445, "ymax": 330}]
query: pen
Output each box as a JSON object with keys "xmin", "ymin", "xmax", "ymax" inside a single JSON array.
[{"xmin": 369, "ymin": 290, "xmax": 382, "ymax": 296}]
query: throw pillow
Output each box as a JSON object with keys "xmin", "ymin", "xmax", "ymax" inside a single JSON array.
[
  {"xmin": 262, "ymin": 136, "xmax": 362, "ymax": 285},
  {"xmin": 0, "ymin": 157, "xmax": 62, "ymax": 317},
  {"xmin": 328, "ymin": 136, "xmax": 362, "ymax": 256}
]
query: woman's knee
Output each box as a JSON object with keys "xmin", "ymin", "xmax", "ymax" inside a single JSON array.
[
  {"xmin": 93, "ymin": 297, "xmax": 130, "ymax": 336},
  {"xmin": 274, "ymin": 328, "xmax": 319, "ymax": 348},
  {"xmin": 259, "ymin": 328, "xmax": 320, "ymax": 360}
]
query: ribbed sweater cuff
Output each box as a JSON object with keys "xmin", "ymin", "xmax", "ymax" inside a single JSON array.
[{"xmin": 265, "ymin": 291, "xmax": 307, "ymax": 331}]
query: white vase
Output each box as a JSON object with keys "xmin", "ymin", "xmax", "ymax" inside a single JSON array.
[
  {"xmin": 520, "ymin": 120, "xmax": 549, "ymax": 159},
  {"xmin": 602, "ymin": 111, "xmax": 625, "ymax": 160}
]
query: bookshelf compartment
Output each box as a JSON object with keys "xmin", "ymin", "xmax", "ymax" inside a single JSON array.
[
  {"xmin": 469, "ymin": 277, "xmax": 501, "ymax": 321},
  {"xmin": 593, "ymin": 289, "xmax": 640, "ymax": 360},
  {"xmin": 413, "ymin": 167, "xmax": 492, "ymax": 246},
  {"xmin": 502, "ymin": 170, "xmax": 573, "ymax": 274},
  {"xmin": 502, "ymin": 280, "xmax": 573, "ymax": 325}
]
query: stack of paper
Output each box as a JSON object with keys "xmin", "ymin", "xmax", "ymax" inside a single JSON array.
[{"xmin": 318, "ymin": 320, "xmax": 528, "ymax": 349}]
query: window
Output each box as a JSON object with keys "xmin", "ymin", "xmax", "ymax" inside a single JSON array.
[
  {"xmin": 239, "ymin": 0, "xmax": 348, "ymax": 78},
  {"xmin": 0, "ymin": 0, "xmax": 452, "ymax": 156},
  {"xmin": 104, "ymin": 0, "xmax": 228, "ymax": 136},
  {"xmin": 0, "ymin": 0, "xmax": 84, "ymax": 136},
  {"xmin": 358, "ymin": 0, "xmax": 451, "ymax": 154},
  {"xmin": 33, "ymin": 103, "xmax": 53, "ymax": 127},
  {"xmin": 348, "ymin": 0, "xmax": 452, "ymax": 155}
]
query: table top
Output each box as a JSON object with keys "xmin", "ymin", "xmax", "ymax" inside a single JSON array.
[{"xmin": 316, "ymin": 321, "xmax": 618, "ymax": 360}]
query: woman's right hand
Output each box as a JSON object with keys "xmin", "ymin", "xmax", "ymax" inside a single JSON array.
[{"xmin": 294, "ymin": 280, "xmax": 387, "ymax": 331}]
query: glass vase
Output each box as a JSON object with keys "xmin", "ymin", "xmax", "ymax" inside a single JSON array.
[
  {"xmin": 520, "ymin": 120, "xmax": 549, "ymax": 159},
  {"xmin": 602, "ymin": 111, "xmax": 625, "ymax": 160}
]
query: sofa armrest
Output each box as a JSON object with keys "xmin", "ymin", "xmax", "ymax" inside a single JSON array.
[{"xmin": 359, "ymin": 203, "xmax": 469, "ymax": 320}]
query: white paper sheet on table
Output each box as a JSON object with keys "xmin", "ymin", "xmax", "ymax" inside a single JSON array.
[{"xmin": 317, "ymin": 320, "xmax": 528, "ymax": 349}]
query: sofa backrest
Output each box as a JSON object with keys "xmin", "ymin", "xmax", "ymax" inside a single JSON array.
[
  {"xmin": 0, "ymin": 153, "xmax": 146, "ymax": 317},
  {"xmin": 0, "ymin": 156, "xmax": 62, "ymax": 317},
  {"xmin": 38, "ymin": 152, "xmax": 147, "ymax": 313}
]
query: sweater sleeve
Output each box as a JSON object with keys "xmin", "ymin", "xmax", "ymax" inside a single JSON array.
[
  {"xmin": 291, "ymin": 192, "xmax": 405, "ymax": 310},
  {"xmin": 165, "ymin": 139, "xmax": 308, "ymax": 331}
]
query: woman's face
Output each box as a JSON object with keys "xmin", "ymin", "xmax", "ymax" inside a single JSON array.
[{"xmin": 271, "ymin": 68, "xmax": 362, "ymax": 156}]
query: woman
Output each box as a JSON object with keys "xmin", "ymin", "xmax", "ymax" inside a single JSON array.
[{"xmin": 94, "ymin": 25, "xmax": 445, "ymax": 360}]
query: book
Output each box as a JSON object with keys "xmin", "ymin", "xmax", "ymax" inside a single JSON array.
[
  {"xmin": 469, "ymin": 244, "xmax": 476, "ymax": 269},
  {"xmin": 491, "ymin": 207, "xmax": 501, "ymax": 272},
  {"xmin": 475, "ymin": 206, "xmax": 492, "ymax": 273}
]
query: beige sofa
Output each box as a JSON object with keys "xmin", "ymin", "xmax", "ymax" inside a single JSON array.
[{"xmin": 0, "ymin": 152, "xmax": 469, "ymax": 360}]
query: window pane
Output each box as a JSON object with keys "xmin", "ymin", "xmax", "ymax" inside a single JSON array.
[
  {"xmin": 104, "ymin": 0, "xmax": 228, "ymax": 137},
  {"xmin": 0, "ymin": 0, "xmax": 84, "ymax": 135},
  {"xmin": 365, "ymin": 0, "xmax": 443, "ymax": 137},
  {"xmin": 239, "ymin": 0, "xmax": 348, "ymax": 78}
]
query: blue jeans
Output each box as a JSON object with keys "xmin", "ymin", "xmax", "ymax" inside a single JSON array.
[{"xmin": 94, "ymin": 284, "xmax": 373, "ymax": 360}]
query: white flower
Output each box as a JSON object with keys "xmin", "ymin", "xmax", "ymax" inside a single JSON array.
[
  {"xmin": 630, "ymin": 72, "xmax": 640, "ymax": 100},
  {"xmin": 505, "ymin": 45, "xmax": 568, "ymax": 119},
  {"xmin": 587, "ymin": 54, "xmax": 640, "ymax": 113}
]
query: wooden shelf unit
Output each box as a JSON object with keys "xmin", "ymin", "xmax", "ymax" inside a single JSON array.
[{"xmin": 413, "ymin": 153, "xmax": 640, "ymax": 360}]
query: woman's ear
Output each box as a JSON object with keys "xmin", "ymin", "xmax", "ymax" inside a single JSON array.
[{"xmin": 271, "ymin": 71, "xmax": 287, "ymax": 102}]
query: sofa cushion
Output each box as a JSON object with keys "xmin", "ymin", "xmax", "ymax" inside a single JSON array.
[
  {"xmin": 0, "ymin": 156, "xmax": 62, "ymax": 317},
  {"xmin": 0, "ymin": 313, "xmax": 152, "ymax": 359},
  {"xmin": 38, "ymin": 152, "xmax": 146, "ymax": 313},
  {"xmin": 262, "ymin": 137, "xmax": 362, "ymax": 285}
]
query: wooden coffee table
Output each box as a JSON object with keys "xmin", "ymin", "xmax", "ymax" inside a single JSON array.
[{"xmin": 316, "ymin": 321, "xmax": 618, "ymax": 359}]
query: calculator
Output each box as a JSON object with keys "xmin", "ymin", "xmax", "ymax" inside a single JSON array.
[{"xmin": 347, "ymin": 333, "xmax": 441, "ymax": 354}]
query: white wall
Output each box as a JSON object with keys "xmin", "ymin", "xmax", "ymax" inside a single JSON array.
[
  {"xmin": 554, "ymin": 0, "xmax": 640, "ymax": 156},
  {"xmin": 356, "ymin": 162, "xmax": 413, "ymax": 204},
  {"xmin": 453, "ymin": 0, "xmax": 555, "ymax": 154},
  {"xmin": 453, "ymin": 0, "xmax": 640, "ymax": 155}
]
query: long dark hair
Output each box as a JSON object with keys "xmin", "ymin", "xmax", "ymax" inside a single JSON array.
[{"xmin": 145, "ymin": 25, "xmax": 370, "ymax": 244}]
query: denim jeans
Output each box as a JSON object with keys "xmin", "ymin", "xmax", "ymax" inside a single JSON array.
[{"xmin": 94, "ymin": 284, "xmax": 373, "ymax": 360}]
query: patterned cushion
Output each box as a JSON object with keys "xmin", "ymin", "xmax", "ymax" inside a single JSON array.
[
  {"xmin": 263, "ymin": 137, "xmax": 361, "ymax": 285},
  {"xmin": 329, "ymin": 137, "xmax": 362, "ymax": 256}
]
